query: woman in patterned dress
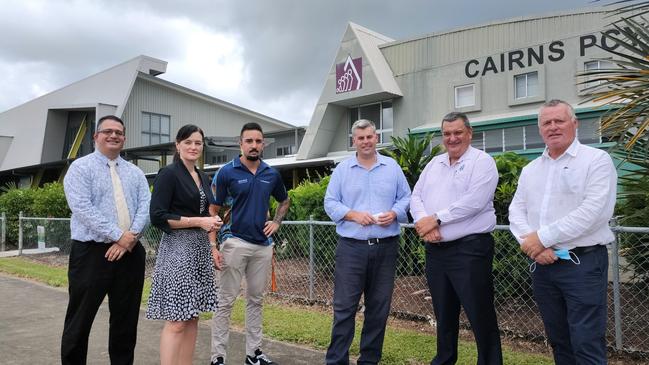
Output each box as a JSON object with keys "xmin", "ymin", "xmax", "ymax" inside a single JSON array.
[{"xmin": 148, "ymin": 124, "xmax": 223, "ymax": 365}]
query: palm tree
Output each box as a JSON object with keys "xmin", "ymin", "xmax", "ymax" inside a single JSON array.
[
  {"xmin": 580, "ymin": 0, "xmax": 649, "ymax": 148},
  {"xmin": 380, "ymin": 131, "xmax": 444, "ymax": 189},
  {"xmin": 581, "ymin": 0, "xmax": 649, "ymax": 285},
  {"xmin": 380, "ymin": 132, "xmax": 443, "ymax": 276}
]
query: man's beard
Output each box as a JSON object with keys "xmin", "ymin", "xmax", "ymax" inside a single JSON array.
[{"xmin": 245, "ymin": 154, "xmax": 259, "ymax": 161}]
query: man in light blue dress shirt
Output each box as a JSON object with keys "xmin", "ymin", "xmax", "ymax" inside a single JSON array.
[
  {"xmin": 61, "ymin": 115, "xmax": 150, "ymax": 365},
  {"xmin": 324, "ymin": 119, "xmax": 411, "ymax": 365}
]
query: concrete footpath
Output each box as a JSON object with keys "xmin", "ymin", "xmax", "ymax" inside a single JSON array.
[{"xmin": 0, "ymin": 274, "xmax": 325, "ymax": 364}]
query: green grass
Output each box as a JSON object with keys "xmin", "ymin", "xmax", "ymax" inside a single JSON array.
[
  {"xmin": 0, "ymin": 257, "xmax": 153, "ymax": 306},
  {"xmin": 0, "ymin": 256, "xmax": 68, "ymax": 287},
  {"xmin": 0, "ymin": 257, "xmax": 552, "ymax": 364}
]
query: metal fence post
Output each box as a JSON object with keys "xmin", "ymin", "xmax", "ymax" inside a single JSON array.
[
  {"xmin": 18, "ymin": 211, "xmax": 23, "ymax": 256},
  {"xmin": 610, "ymin": 218, "xmax": 623, "ymax": 350},
  {"xmin": 1, "ymin": 212, "xmax": 5, "ymax": 252},
  {"xmin": 308, "ymin": 215, "xmax": 315, "ymax": 302}
]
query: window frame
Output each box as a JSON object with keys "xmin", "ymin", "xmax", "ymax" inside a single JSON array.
[
  {"xmin": 347, "ymin": 100, "xmax": 394, "ymax": 148},
  {"xmin": 454, "ymin": 84, "xmax": 475, "ymax": 108},
  {"xmin": 514, "ymin": 72, "xmax": 539, "ymax": 100},
  {"xmin": 507, "ymin": 65, "xmax": 546, "ymax": 106},
  {"xmin": 141, "ymin": 111, "xmax": 171, "ymax": 146}
]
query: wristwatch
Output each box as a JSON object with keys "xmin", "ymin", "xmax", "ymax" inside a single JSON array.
[{"xmin": 433, "ymin": 214, "xmax": 441, "ymax": 226}]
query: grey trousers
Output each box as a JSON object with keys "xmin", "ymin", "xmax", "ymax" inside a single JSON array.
[{"xmin": 211, "ymin": 236, "xmax": 273, "ymax": 361}]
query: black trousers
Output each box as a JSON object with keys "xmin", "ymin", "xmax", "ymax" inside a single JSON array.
[
  {"xmin": 326, "ymin": 236, "xmax": 399, "ymax": 365},
  {"xmin": 425, "ymin": 233, "xmax": 503, "ymax": 365},
  {"xmin": 61, "ymin": 240, "xmax": 145, "ymax": 365}
]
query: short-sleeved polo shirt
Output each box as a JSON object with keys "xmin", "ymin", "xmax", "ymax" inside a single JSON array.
[{"xmin": 213, "ymin": 157, "xmax": 288, "ymax": 245}]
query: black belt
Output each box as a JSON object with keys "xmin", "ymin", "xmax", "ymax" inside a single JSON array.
[
  {"xmin": 429, "ymin": 233, "xmax": 490, "ymax": 246},
  {"xmin": 570, "ymin": 245, "xmax": 605, "ymax": 255},
  {"xmin": 343, "ymin": 235, "xmax": 399, "ymax": 245}
]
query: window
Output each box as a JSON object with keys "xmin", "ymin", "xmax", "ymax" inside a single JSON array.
[
  {"xmin": 577, "ymin": 117, "xmax": 602, "ymax": 144},
  {"xmin": 348, "ymin": 101, "xmax": 394, "ymax": 147},
  {"xmin": 524, "ymin": 125, "xmax": 545, "ymax": 149},
  {"xmin": 455, "ymin": 84, "xmax": 475, "ymax": 108},
  {"xmin": 485, "ymin": 130, "xmax": 503, "ymax": 153},
  {"xmin": 471, "ymin": 131, "xmax": 484, "ymax": 150},
  {"xmin": 584, "ymin": 60, "xmax": 614, "ymax": 71},
  {"xmin": 211, "ymin": 155, "xmax": 228, "ymax": 164},
  {"xmin": 504, "ymin": 127, "xmax": 524, "ymax": 151},
  {"xmin": 276, "ymin": 145, "xmax": 295, "ymax": 156},
  {"xmin": 584, "ymin": 60, "xmax": 615, "ymax": 87},
  {"xmin": 514, "ymin": 72, "xmax": 539, "ymax": 99},
  {"xmin": 472, "ymin": 125, "xmax": 544, "ymax": 153},
  {"xmin": 141, "ymin": 112, "xmax": 170, "ymax": 146}
]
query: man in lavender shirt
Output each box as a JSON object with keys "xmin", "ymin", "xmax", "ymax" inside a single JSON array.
[{"xmin": 411, "ymin": 112, "xmax": 503, "ymax": 365}]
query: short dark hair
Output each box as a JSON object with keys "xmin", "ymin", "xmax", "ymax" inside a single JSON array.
[
  {"xmin": 240, "ymin": 122, "xmax": 263, "ymax": 138},
  {"xmin": 173, "ymin": 124, "xmax": 205, "ymax": 163},
  {"xmin": 441, "ymin": 112, "xmax": 471, "ymax": 129},
  {"xmin": 97, "ymin": 115, "xmax": 125, "ymax": 132},
  {"xmin": 176, "ymin": 124, "xmax": 204, "ymax": 143}
]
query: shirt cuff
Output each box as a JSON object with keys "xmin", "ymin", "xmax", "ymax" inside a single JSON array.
[
  {"xmin": 537, "ymin": 227, "xmax": 557, "ymax": 248},
  {"xmin": 331, "ymin": 207, "xmax": 350, "ymax": 223},
  {"xmin": 410, "ymin": 210, "xmax": 425, "ymax": 223},
  {"xmin": 435, "ymin": 209, "xmax": 452, "ymax": 224},
  {"xmin": 166, "ymin": 213, "xmax": 182, "ymax": 221},
  {"xmin": 390, "ymin": 207, "xmax": 407, "ymax": 223},
  {"xmin": 109, "ymin": 228, "xmax": 123, "ymax": 243}
]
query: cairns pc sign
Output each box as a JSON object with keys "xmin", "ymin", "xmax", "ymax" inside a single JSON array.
[{"xmin": 464, "ymin": 30, "xmax": 625, "ymax": 78}]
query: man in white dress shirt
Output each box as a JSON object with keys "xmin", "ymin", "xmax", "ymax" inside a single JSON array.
[
  {"xmin": 411, "ymin": 112, "xmax": 503, "ymax": 365},
  {"xmin": 509, "ymin": 99, "xmax": 617, "ymax": 365}
]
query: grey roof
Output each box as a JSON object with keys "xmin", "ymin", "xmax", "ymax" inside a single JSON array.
[{"xmin": 0, "ymin": 55, "xmax": 293, "ymax": 172}]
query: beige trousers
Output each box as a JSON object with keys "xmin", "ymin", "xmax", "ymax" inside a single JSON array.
[{"xmin": 210, "ymin": 236, "xmax": 272, "ymax": 360}]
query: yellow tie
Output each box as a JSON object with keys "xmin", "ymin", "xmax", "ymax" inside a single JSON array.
[{"xmin": 108, "ymin": 160, "xmax": 131, "ymax": 233}]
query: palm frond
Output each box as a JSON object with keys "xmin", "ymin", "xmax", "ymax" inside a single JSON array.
[
  {"xmin": 579, "ymin": 5, "xmax": 649, "ymax": 149},
  {"xmin": 380, "ymin": 131, "xmax": 443, "ymax": 189}
]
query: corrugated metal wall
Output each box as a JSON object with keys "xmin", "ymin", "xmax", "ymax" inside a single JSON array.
[
  {"xmin": 381, "ymin": 11, "xmax": 607, "ymax": 76},
  {"xmin": 121, "ymin": 77, "xmax": 288, "ymax": 149}
]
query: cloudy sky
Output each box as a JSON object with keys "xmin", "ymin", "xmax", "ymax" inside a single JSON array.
[{"xmin": 1, "ymin": 0, "xmax": 605, "ymax": 126}]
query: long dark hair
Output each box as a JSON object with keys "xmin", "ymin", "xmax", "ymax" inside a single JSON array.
[{"xmin": 173, "ymin": 124, "xmax": 205, "ymax": 163}]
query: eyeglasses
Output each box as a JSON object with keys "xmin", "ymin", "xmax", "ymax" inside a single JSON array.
[{"xmin": 97, "ymin": 129, "xmax": 125, "ymax": 137}]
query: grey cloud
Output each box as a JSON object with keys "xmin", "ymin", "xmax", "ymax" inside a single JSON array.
[{"xmin": 0, "ymin": 0, "xmax": 600, "ymax": 125}]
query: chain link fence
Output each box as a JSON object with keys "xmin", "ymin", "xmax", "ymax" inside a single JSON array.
[
  {"xmin": 0, "ymin": 212, "xmax": 5, "ymax": 252},
  {"xmin": 8, "ymin": 216, "xmax": 649, "ymax": 357}
]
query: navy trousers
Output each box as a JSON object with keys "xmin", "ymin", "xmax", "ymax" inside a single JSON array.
[
  {"xmin": 425, "ymin": 233, "xmax": 503, "ymax": 365},
  {"xmin": 326, "ymin": 236, "xmax": 399, "ymax": 365},
  {"xmin": 61, "ymin": 240, "xmax": 145, "ymax": 365},
  {"xmin": 532, "ymin": 245, "xmax": 608, "ymax": 365}
]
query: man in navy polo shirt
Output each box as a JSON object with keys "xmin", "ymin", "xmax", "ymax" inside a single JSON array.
[{"xmin": 210, "ymin": 122, "xmax": 290, "ymax": 365}]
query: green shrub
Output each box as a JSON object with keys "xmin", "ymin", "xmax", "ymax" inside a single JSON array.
[
  {"xmin": 616, "ymin": 173, "xmax": 649, "ymax": 286},
  {"xmin": 286, "ymin": 175, "xmax": 330, "ymax": 221},
  {"xmin": 0, "ymin": 183, "xmax": 70, "ymax": 245},
  {"xmin": 493, "ymin": 152, "xmax": 529, "ymax": 225},
  {"xmin": 492, "ymin": 230, "xmax": 534, "ymax": 299},
  {"xmin": 276, "ymin": 175, "xmax": 337, "ymax": 273},
  {"xmin": 492, "ymin": 152, "xmax": 531, "ymax": 298},
  {"xmin": 0, "ymin": 187, "xmax": 37, "ymax": 244},
  {"xmin": 31, "ymin": 183, "xmax": 71, "ymax": 217},
  {"xmin": 398, "ymin": 228, "xmax": 425, "ymax": 277}
]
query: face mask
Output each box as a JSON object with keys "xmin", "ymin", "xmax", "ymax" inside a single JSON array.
[
  {"xmin": 529, "ymin": 248, "xmax": 581, "ymax": 272},
  {"xmin": 554, "ymin": 249, "xmax": 571, "ymax": 260}
]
